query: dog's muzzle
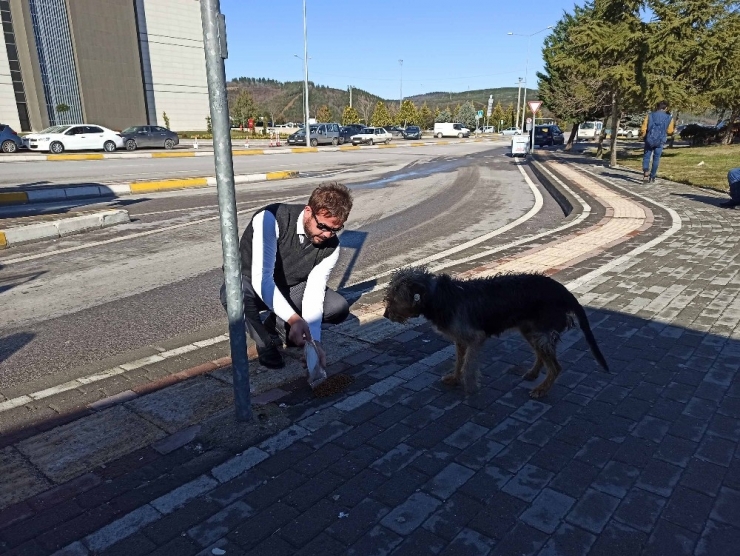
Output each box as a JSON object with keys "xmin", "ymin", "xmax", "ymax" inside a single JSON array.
[{"xmin": 383, "ymin": 308, "xmax": 389, "ymax": 319}]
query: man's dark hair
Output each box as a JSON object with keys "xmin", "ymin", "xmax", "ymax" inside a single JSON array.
[
  {"xmin": 308, "ymin": 182, "xmax": 353, "ymax": 222},
  {"xmin": 656, "ymin": 101, "xmax": 668, "ymax": 110}
]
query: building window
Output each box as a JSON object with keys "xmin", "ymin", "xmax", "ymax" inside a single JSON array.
[
  {"xmin": 28, "ymin": 0, "xmax": 83, "ymax": 125},
  {"xmin": 0, "ymin": 0, "xmax": 30, "ymax": 131}
]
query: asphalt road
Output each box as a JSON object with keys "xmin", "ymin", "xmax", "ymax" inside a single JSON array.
[{"xmin": 0, "ymin": 141, "xmax": 566, "ymax": 396}]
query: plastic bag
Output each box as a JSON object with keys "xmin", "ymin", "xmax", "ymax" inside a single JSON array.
[{"xmin": 304, "ymin": 340, "xmax": 327, "ymax": 389}]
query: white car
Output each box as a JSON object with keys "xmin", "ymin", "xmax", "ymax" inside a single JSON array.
[
  {"xmin": 500, "ymin": 127, "xmax": 522, "ymax": 136},
  {"xmin": 25, "ymin": 124, "xmax": 124, "ymax": 154},
  {"xmin": 617, "ymin": 127, "xmax": 638, "ymax": 138},
  {"xmin": 351, "ymin": 127, "xmax": 392, "ymax": 145}
]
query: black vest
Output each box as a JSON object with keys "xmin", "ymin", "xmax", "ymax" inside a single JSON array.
[{"xmin": 239, "ymin": 203, "xmax": 339, "ymax": 290}]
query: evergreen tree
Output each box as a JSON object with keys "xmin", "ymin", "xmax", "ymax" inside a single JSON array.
[
  {"xmin": 370, "ymin": 101, "xmax": 393, "ymax": 126},
  {"xmin": 418, "ymin": 103, "xmax": 434, "ymax": 130},
  {"xmin": 230, "ymin": 90, "xmax": 258, "ymax": 128},
  {"xmin": 492, "ymin": 101, "xmax": 505, "ymax": 131},
  {"xmin": 456, "ymin": 101, "xmax": 477, "ymax": 130},
  {"xmin": 341, "ymin": 106, "xmax": 361, "ymax": 125},
  {"xmin": 435, "ymin": 108, "xmax": 452, "ymax": 123},
  {"xmin": 316, "ymin": 105, "xmax": 333, "ymax": 122},
  {"xmin": 395, "ymin": 100, "xmax": 418, "ymax": 126}
]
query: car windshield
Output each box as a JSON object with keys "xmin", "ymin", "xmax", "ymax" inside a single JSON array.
[
  {"xmin": 122, "ymin": 127, "xmax": 144, "ymax": 134},
  {"xmin": 580, "ymin": 122, "xmax": 595, "ymax": 129},
  {"xmin": 407, "ymin": 127, "xmax": 419, "ymax": 131},
  {"xmin": 39, "ymin": 125, "xmax": 70, "ymax": 134}
]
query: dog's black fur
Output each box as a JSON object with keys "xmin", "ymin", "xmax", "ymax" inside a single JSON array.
[{"xmin": 383, "ymin": 267, "xmax": 608, "ymax": 398}]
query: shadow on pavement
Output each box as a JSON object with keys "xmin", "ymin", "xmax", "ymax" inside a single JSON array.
[{"xmin": 0, "ymin": 332, "xmax": 35, "ymax": 365}]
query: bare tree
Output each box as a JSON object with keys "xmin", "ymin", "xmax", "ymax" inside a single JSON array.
[{"xmin": 357, "ymin": 95, "xmax": 373, "ymax": 125}]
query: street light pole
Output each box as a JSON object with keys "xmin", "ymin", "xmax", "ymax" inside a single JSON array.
[
  {"xmin": 302, "ymin": 0, "xmax": 310, "ymax": 147},
  {"xmin": 508, "ymin": 26, "xmax": 552, "ymax": 136},
  {"xmin": 515, "ymin": 77, "xmax": 523, "ymax": 130},
  {"xmin": 399, "ymin": 59, "xmax": 403, "ymax": 109}
]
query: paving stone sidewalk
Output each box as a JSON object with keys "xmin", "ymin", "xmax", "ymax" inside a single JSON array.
[{"xmin": 1, "ymin": 154, "xmax": 739, "ymax": 556}]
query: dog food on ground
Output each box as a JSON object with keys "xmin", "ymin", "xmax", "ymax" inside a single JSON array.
[{"xmin": 312, "ymin": 374, "xmax": 355, "ymax": 398}]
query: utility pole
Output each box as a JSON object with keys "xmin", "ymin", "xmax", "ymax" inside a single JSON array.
[
  {"xmin": 302, "ymin": 0, "xmax": 310, "ymax": 147},
  {"xmin": 399, "ymin": 59, "xmax": 403, "ymax": 109},
  {"xmin": 515, "ymin": 77, "xmax": 523, "ymax": 130},
  {"xmin": 199, "ymin": 0, "xmax": 251, "ymax": 421},
  {"xmin": 349, "ymin": 85, "xmax": 352, "ymax": 108}
]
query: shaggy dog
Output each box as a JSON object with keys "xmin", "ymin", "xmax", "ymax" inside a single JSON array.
[{"xmin": 383, "ymin": 267, "xmax": 608, "ymax": 398}]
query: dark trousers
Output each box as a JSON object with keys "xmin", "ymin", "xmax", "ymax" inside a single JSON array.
[
  {"xmin": 220, "ymin": 278, "xmax": 349, "ymax": 350},
  {"xmin": 729, "ymin": 168, "xmax": 740, "ymax": 202}
]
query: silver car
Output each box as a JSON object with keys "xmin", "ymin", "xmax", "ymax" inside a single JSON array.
[{"xmin": 120, "ymin": 125, "xmax": 180, "ymax": 151}]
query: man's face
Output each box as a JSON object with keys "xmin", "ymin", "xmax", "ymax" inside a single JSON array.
[{"xmin": 303, "ymin": 206, "xmax": 344, "ymax": 245}]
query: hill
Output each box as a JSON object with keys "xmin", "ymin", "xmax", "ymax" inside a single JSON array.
[{"xmin": 227, "ymin": 77, "xmax": 538, "ymax": 124}]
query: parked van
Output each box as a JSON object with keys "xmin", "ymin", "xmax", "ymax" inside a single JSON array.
[
  {"xmin": 434, "ymin": 122, "xmax": 470, "ymax": 138},
  {"xmin": 576, "ymin": 121, "xmax": 603, "ymax": 141},
  {"xmin": 290, "ymin": 123, "xmax": 341, "ymax": 146}
]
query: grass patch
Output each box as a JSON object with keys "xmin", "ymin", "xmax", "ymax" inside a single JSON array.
[{"xmin": 606, "ymin": 144, "xmax": 738, "ymax": 192}]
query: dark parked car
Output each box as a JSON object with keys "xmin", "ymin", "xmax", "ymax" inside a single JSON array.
[
  {"xmin": 0, "ymin": 123, "xmax": 24, "ymax": 153},
  {"xmin": 120, "ymin": 125, "xmax": 179, "ymax": 151},
  {"xmin": 383, "ymin": 126, "xmax": 405, "ymax": 137},
  {"xmin": 533, "ymin": 124, "xmax": 565, "ymax": 147},
  {"xmin": 338, "ymin": 126, "xmax": 361, "ymax": 145},
  {"xmin": 402, "ymin": 126, "xmax": 422, "ymax": 140}
]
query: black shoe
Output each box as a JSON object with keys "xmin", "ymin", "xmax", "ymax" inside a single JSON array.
[
  {"xmin": 649, "ymin": 176, "xmax": 656, "ymax": 183},
  {"xmin": 257, "ymin": 343, "xmax": 284, "ymax": 369},
  {"xmin": 642, "ymin": 173, "xmax": 649, "ymax": 184},
  {"xmin": 719, "ymin": 200, "xmax": 740, "ymax": 209}
]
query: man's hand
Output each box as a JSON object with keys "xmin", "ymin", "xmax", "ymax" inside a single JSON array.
[{"xmin": 287, "ymin": 316, "xmax": 311, "ymax": 346}]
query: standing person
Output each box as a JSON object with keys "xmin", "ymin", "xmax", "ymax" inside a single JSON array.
[
  {"xmin": 719, "ymin": 168, "xmax": 740, "ymax": 209},
  {"xmin": 220, "ymin": 182, "xmax": 353, "ymax": 369},
  {"xmin": 640, "ymin": 101, "xmax": 675, "ymax": 183}
]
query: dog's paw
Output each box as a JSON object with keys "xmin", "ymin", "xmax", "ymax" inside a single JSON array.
[
  {"xmin": 441, "ymin": 373, "xmax": 460, "ymax": 386},
  {"xmin": 529, "ymin": 387, "xmax": 547, "ymax": 399},
  {"xmin": 522, "ymin": 370, "xmax": 539, "ymax": 382}
]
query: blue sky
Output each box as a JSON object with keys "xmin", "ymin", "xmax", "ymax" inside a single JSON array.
[{"xmin": 221, "ymin": 0, "xmax": 584, "ymax": 100}]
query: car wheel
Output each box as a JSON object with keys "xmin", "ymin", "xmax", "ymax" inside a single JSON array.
[
  {"xmin": 310, "ymin": 138, "xmax": 318, "ymax": 147},
  {"xmin": 50, "ymin": 141, "xmax": 64, "ymax": 154},
  {"xmin": 103, "ymin": 140, "xmax": 116, "ymax": 152},
  {"xmin": 338, "ymin": 137, "xmax": 345, "ymax": 145},
  {"xmin": 436, "ymin": 133, "xmax": 442, "ymax": 138},
  {"xmin": 331, "ymin": 137, "xmax": 338, "ymax": 146},
  {"xmin": 1, "ymin": 140, "xmax": 17, "ymax": 153},
  {"xmin": 125, "ymin": 139, "xmax": 137, "ymax": 151},
  {"xmin": 458, "ymin": 133, "xmax": 463, "ymax": 138},
  {"xmin": 164, "ymin": 138, "xmax": 175, "ymax": 149},
  {"xmin": 369, "ymin": 139, "xmax": 374, "ymax": 145},
  {"xmin": 385, "ymin": 139, "xmax": 391, "ymax": 144}
]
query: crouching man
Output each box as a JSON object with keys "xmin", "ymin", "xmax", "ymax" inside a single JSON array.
[{"xmin": 220, "ymin": 182, "xmax": 353, "ymax": 369}]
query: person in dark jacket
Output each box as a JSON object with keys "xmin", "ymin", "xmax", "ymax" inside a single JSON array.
[
  {"xmin": 720, "ymin": 168, "xmax": 740, "ymax": 209},
  {"xmin": 220, "ymin": 182, "xmax": 353, "ymax": 368},
  {"xmin": 640, "ymin": 101, "xmax": 675, "ymax": 183}
]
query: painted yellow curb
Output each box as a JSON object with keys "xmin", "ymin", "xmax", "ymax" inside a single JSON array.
[
  {"xmin": 0, "ymin": 231, "xmax": 7, "ymax": 249},
  {"xmin": 339, "ymin": 145, "xmax": 360, "ymax": 151},
  {"xmin": 411, "ymin": 143, "xmax": 427, "ymax": 147},
  {"xmin": 378, "ymin": 144, "xmax": 397, "ymax": 149},
  {"xmin": 151, "ymin": 151, "xmax": 196, "ymax": 158},
  {"xmin": 266, "ymin": 171, "xmax": 299, "ymax": 180},
  {"xmin": 233, "ymin": 150, "xmax": 266, "ymax": 156},
  {"xmin": 0, "ymin": 191, "xmax": 29, "ymax": 205},
  {"xmin": 130, "ymin": 177, "xmax": 208, "ymax": 193},
  {"xmin": 47, "ymin": 153, "xmax": 104, "ymax": 161},
  {"xmin": 290, "ymin": 147, "xmax": 319, "ymax": 153}
]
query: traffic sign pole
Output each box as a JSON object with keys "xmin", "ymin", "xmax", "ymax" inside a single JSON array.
[{"xmin": 527, "ymin": 100, "xmax": 542, "ymax": 153}]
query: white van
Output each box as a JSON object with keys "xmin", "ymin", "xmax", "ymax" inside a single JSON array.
[
  {"xmin": 434, "ymin": 122, "xmax": 470, "ymax": 138},
  {"xmin": 576, "ymin": 121, "xmax": 603, "ymax": 141}
]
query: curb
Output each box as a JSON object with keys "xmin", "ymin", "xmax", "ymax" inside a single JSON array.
[
  {"xmin": 0, "ymin": 209, "xmax": 130, "ymax": 248},
  {"xmin": 0, "ymin": 170, "xmax": 300, "ymax": 206}
]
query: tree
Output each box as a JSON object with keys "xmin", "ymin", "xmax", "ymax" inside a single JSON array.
[
  {"xmin": 55, "ymin": 103, "xmax": 70, "ymax": 124},
  {"xmin": 456, "ymin": 101, "xmax": 477, "ymax": 130},
  {"xmin": 162, "ymin": 112, "xmax": 170, "ymax": 130},
  {"xmin": 492, "ymin": 101, "xmax": 505, "ymax": 130},
  {"xmin": 206, "ymin": 116, "xmax": 212, "ymax": 134},
  {"xmin": 435, "ymin": 108, "xmax": 452, "ymax": 123},
  {"xmin": 505, "ymin": 103, "xmax": 516, "ymax": 127},
  {"xmin": 418, "ymin": 103, "xmax": 434, "ymax": 130},
  {"xmin": 357, "ymin": 95, "xmax": 373, "ymax": 125},
  {"xmin": 316, "ymin": 105, "xmax": 333, "ymax": 122},
  {"xmin": 341, "ymin": 106, "xmax": 361, "ymax": 125},
  {"xmin": 395, "ymin": 99, "xmax": 418, "ymax": 126},
  {"xmin": 230, "ymin": 90, "xmax": 257, "ymax": 129},
  {"xmin": 370, "ymin": 101, "xmax": 393, "ymax": 126}
]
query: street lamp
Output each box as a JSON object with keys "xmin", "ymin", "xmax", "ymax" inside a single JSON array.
[
  {"xmin": 515, "ymin": 77, "xmax": 523, "ymax": 131},
  {"xmin": 302, "ymin": 0, "xmax": 310, "ymax": 147},
  {"xmin": 399, "ymin": 59, "xmax": 403, "ymax": 109},
  {"xmin": 508, "ymin": 26, "xmax": 553, "ymax": 137},
  {"xmin": 293, "ymin": 54, "xmax": 311, "ymax": 125}
]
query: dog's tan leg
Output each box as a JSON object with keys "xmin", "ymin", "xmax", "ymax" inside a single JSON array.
[
  {"xmin": 461, "ymin": 343, "xmax": 482, "ymax": 394},
  {"xmin": 530, "ymin": 350, "xmax": 562, "ymax": 399},
  {"xmin": 521, "ymin": 333, "xmax": 545, "ymax": 381},
  {"xmin": 442, "ymin": 343, "xmax": 467, "ymax": 387}
]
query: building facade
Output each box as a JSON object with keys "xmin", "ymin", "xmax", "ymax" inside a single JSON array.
[{"xmin": 0, "ymin": 0, "xmax": 208, "ymax": 132}]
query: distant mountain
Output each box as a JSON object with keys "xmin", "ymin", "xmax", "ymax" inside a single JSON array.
[{"xmin": 227, "ymin": 77, "xmax": 538, "ymax": 123}]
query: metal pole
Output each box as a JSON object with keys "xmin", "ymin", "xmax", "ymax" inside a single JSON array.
[
  {"xmin": 199, "ymin": 0, "xmax": 251, "ymax": 421},
  {"xmin": 521, "ymin": 37, "xmax": 530, "ymax": 136},
  {"xmin": 303, "ymin": 0, "xmax": 310, "ymax": 147},
  {"xmin": 349, "ymin": 85, "xmax": 352, "ymax": 108},
  {"xmin": 515, "ymin": 77, "xmax": 522, "ymax": 130},
  {"xmin": 399, "ymin": 59, "xmax": 403, "ymax": 109}
]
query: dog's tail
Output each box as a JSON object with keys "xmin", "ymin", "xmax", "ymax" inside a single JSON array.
[{"xmin": 571, "ymin": 302, "xmax": 609, "ymax": 372}]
